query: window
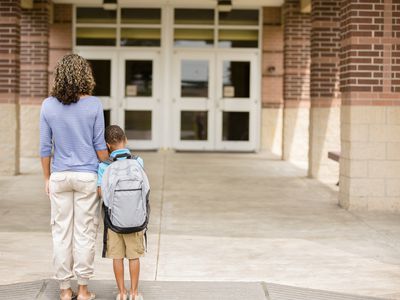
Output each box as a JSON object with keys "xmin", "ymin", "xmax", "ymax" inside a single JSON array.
[
  {"xmin": 74, "ymin": 7, "xmax": 161, "ymax": 47},
  {"xmin": 173, "ymin": 8, "xmax": 260, "ymax": 49}
]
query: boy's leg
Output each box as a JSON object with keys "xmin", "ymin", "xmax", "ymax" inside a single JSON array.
[
  {"xmin": 113, "ymin": 259, "xmax": 126, "ymax": 297},
  {"xmin": 128, "ymin": 258, "xmax": 140, "ymax": 296}
]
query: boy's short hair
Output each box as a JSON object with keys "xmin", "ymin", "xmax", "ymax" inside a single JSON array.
[{"xmin": 105, "ymin": 125, "xmax": 126, "ymax": 144}]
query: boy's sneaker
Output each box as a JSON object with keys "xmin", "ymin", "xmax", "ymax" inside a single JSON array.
[
  {"xmin": 129, "ymin": 294, "xmax": 143, "ymax": 300},
  {"xmin": 116, "ymin": 294, "xmax": 127, "ymax": 300}
]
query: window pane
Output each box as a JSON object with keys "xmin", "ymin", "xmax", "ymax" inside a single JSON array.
[
  {"xmin": 121, "ymin": 28, "xmax": 160, "ymax": 47},
  {"xmin": 219, "ymin": 10, "xmax": 259, "ymax": 26},
  {"xmin": 88, "ymin": 60, "xmax": 111, "ymax": 97},
  {"xmin": 121, "ymin": 8, "xmax": 161, "ymax": 24},
  {"xmin": 218, "ymin": 29, "xmax": 258, "ymax": 48},
  {"xmin": 181, "ymin": 60, "xmax": 208, "ymax": 98},
  {"xmin": 125, "ymin": 111, "xmax": 152, "ymax": 140},
  {"xmin": 222, "ymin": 61, "xmax": 250, "ymax": 98},
  {"xmin": 174, "ymin": 9, "xmax": 214, "ymax": 25},
  {"xmin": 181, "ymin": 111, "xmax": 208, "ymax": 141},
  {"xmin": 174, "ymin": 29, "xmax": 214, "ymax": 48},
  {"xmin": 222, "ymin": 112, "xmax": 249, "ymax": 141},
  {"xmin": 125, "ymin": 60, "xmax": 153, "ymax": 97},
  {"xmin": 76, "ymin": 7, "xmax": 116, "ymax": 24},
  {"xmin": 104, "ymin": 110, "xmax": 111, "ymax": 128},
  {"xmin": 76, "ymin": 27, "xmax": 116, "ymax": 46}
]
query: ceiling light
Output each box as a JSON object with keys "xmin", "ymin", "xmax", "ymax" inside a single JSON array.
[
  {"xmin": 218, "ymin": 0, "xmax": 232, "ymax": 12},
  {"xmin": 103, "ymin": 0, "xmax": 117, "ymax": 10}
]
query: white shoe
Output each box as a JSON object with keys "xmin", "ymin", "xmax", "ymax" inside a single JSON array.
[
  {"xmin": 116, "ymin": 293, "xmax": 127, "ymax": 300},
  {"xmin": 129, "ymin": 294, "xmax": 143, "ymax": 300}
]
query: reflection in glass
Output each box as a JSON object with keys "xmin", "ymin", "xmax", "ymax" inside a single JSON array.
[
  {"xmin": 218, "ymin": 30, "xmax": 258, "ymax": 48},
  {"xmin": 125, "ymin": 60, "xmax": 152, "ymax": 97},
  {"xmin": 103, "ymin": 110, "xmax": 111, "ymax": 128},
  {"xmin": 174, "ymin": 29, "xmax": 214, "ymax": 48},
  {"xmin": 76, "ymin": 27, "xmax": 116, "ymax": 46},
  {"xmin": 181, "ymin": 60, "xmax": 208, "ymax": 98},
  {"xmin": 222, "ymin": 61, "xmax": 250, "ymax": 98},
  {"xmin": 76, "ymin": 7, "xmax": 116, "ymax": 24},
  {"xmin": 121, "ymin": 8, "xmax": 161, "ymax": 24},
  {"xmin": 88, "ymin": 60, "xmax": 111, "ymax": 97},
  {"xmin": 121, "ymin": 28, "xmax": 161, "ymax": 47},
  {"xmin": 125, "ymin": 111, "xmax": 152, "ymax": 140},
  {"xmin": 174, "ymin": 9, "xmax": 214, "ymax": 25},
  {"xmin": 219, "ymin": 10, "xmax": 259, "ymax": 26},
  {"xmin": 222, "ymin": 112, "xmax": 249, "ymax": 141},
  {"xmin": 181, "ymin": 111, "xmax": 208, "ymax": 141}
]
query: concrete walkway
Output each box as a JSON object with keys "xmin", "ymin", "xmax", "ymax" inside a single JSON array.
[{"xmin": 0, "ymin": 152, "xmax": 400, "ymax": 299}]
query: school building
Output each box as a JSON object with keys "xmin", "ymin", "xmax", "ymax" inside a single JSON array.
[{"xmin": 1, "ymin": 0, "xmax": 400, "ymax": 212}]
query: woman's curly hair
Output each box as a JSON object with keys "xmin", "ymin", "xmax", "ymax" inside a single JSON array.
[{"xmin": 51, "ymin": 54, "xmax": 95, "ymax": 105}]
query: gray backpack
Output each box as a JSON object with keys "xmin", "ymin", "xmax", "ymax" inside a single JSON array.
[{"xmin": 101, "ymin": 153, "xmax": 150, "ymax": 257}]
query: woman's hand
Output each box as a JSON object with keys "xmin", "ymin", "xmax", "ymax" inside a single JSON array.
[{"xmin": 45, "ymin": 179, "xmax": 50, "ymax": 196}]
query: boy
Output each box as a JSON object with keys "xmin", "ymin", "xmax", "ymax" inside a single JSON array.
[{"xmin": 97, "ymin": 125, "xmax": 145, "ymax": 300}]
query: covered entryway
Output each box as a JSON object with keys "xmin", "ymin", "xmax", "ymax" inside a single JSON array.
[{"xmin": 74, "ymin": 5, "xmax": 262, "ymax": 151}]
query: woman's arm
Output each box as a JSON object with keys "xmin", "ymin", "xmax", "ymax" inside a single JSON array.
[
  {"xmin": 96, "ymin": 149, "xmax": 109, "ymax": 162},
  {"xmin": 39, "ymin": 103, "xmax": 52, "ymax": 196},
  {"xmin": 93, "ymin": 101, "xmax": 108, "ymax": 162},
  {"xmin": 41, "ymin": 157, "xmax": 51, "ymax": 196}
]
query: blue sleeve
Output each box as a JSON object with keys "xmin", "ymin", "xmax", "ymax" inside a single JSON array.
[
  {"xmin": 93, "ymin": 101, "xmax": 107, "ymax": 151},
  {"xmin": 97, "ymin": 163, "xmax": 106, "ymax": 186},
  {"xmin": 39, "ymin": 103, "xmax": 53, "ymax": 157}
]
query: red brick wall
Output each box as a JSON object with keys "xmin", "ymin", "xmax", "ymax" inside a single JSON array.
[
  {"xmin": 20, "ymin": 0, "xmax": 49, "ymax": 105},
  {"xmin": 262, "ymin": 7, "xmax": 284, "ymax": 109},
  {"xmin": 340, "ymin": 0, "xmax": 400, "ymax": 105},
  {"xmin": 0, "ymin": 0, "xmax": 21, "ymax": 104},
  {"xmin": 48, "ymin": 4, "xmax": 72, "ymax": 91},
  {"xmin": 283, "ymin": 0, "xmax": 311, "ymax": 108},
  {"xmin": 310, "ymin": 0, "xmax": 341, "ymax": 107}
]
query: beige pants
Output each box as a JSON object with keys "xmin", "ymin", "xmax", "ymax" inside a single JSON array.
[{"xmin": 49, "ymin": 171, "xmax": 99, "ymax": 289}]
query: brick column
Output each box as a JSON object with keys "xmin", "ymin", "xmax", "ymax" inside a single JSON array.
[
  {"xmin": 283, "ymin": 0, "xmax": 311, "ymax": 164},
  {"xmin": 309, "ymin": 0, "xmax": 341, "ymax": 182},
  {"xmin": 0, "ymin": 0, "xmax": 21, "ymax": 175},
  {"xmin": 261, "ymin": 7, "xmax": 284, "ymax": 156},
  {"xmin": 20, "ymin": 0, "xmax": 49, "ymax": 157},
  {"xmin": 340, "ymin": 0, "xmax": 400, "ymax": 211},
  {"xmin": 48, "ymin": 4, "xmax": 72, "ymax": 91}
]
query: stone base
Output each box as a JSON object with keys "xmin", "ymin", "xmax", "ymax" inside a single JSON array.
[
  {"xmin": 0, "ymin": 103, "xmax": 19, "ymax": 175},
  {"xmin": 261, "ymin": 107, "xmax": 283, "ymax": 156},
  {"xmin": 339, "ymin": 105, "xmax": 400, "ymax": 212},
  {"xmin": 309, "ymin": 106, "xmax": 340, "ymax": 183},
  {"xmin": 283, "ymin": 106, "xmax": 309, "ymax": 164},
  {"xmin": 20, "ymin": 105, "xmax": 41, "ymax": 158}
]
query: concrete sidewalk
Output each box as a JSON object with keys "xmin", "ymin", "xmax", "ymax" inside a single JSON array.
[
  {"xmin": 0, "ymin": 152, "xmax": 400, "ymax": 299},
  {"xmin": 0, "ymin": 279, "xmax": 391, "ymax": 300}
]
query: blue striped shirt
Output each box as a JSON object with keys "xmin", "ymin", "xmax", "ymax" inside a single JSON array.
[{"xmin": 39, "ymin": 96, "xmax": 107, "ymax": 173}]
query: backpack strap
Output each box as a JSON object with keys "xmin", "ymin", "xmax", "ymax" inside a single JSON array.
[
  {"xmin": 102, "ymin": 205, "xmax": 108, "ymax": 258},
  {"xmin": 102, "ymin": 157, "xmax": 114, "ymax": 166},
  {"xmin": 113, "ymin": 153, "xmax": 132, "ymax": 161}
]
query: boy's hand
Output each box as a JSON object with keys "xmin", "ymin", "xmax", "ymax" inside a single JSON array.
[{"xmin": 45, "ymin": 179, "xmax": 50, "ymax": 196}]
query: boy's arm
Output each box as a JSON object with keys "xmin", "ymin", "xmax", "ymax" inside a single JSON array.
[{"xmin": 97, "ymin": 162, "xmax": 106, "ymax": 198}]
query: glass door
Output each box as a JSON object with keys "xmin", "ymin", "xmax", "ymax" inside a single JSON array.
[
  {"xmin": 75, "ymin": 50, "xmax": 118, "ymax": 128},
  {"xmin": 215, "ymin": 53, "xmax": 259, "ymax": 151},
  {"xmin": 172, "ymin": 52, "xmax": 215, "ymax": 150},
  {"xmin": 119, "ymin": 51, "xmax": 161, "ymax": 150}
]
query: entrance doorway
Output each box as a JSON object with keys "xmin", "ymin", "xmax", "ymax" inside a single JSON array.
[
  {"xmin": 77, "ymin": 49, "xmax": 161, "ymax": 150},
  {"xmin": 173, "ymin": 50, "xmax": 259, "ymax": 151}
]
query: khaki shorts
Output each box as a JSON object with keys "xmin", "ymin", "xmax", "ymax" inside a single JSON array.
[{"xmin": 106, "ymin": 229, "xmax": 145, "ymax": 259}]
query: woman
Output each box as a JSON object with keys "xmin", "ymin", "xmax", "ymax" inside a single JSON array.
[{"xmin": 40, "ymin": 54, "xmax": 108, "ymax": 300}]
